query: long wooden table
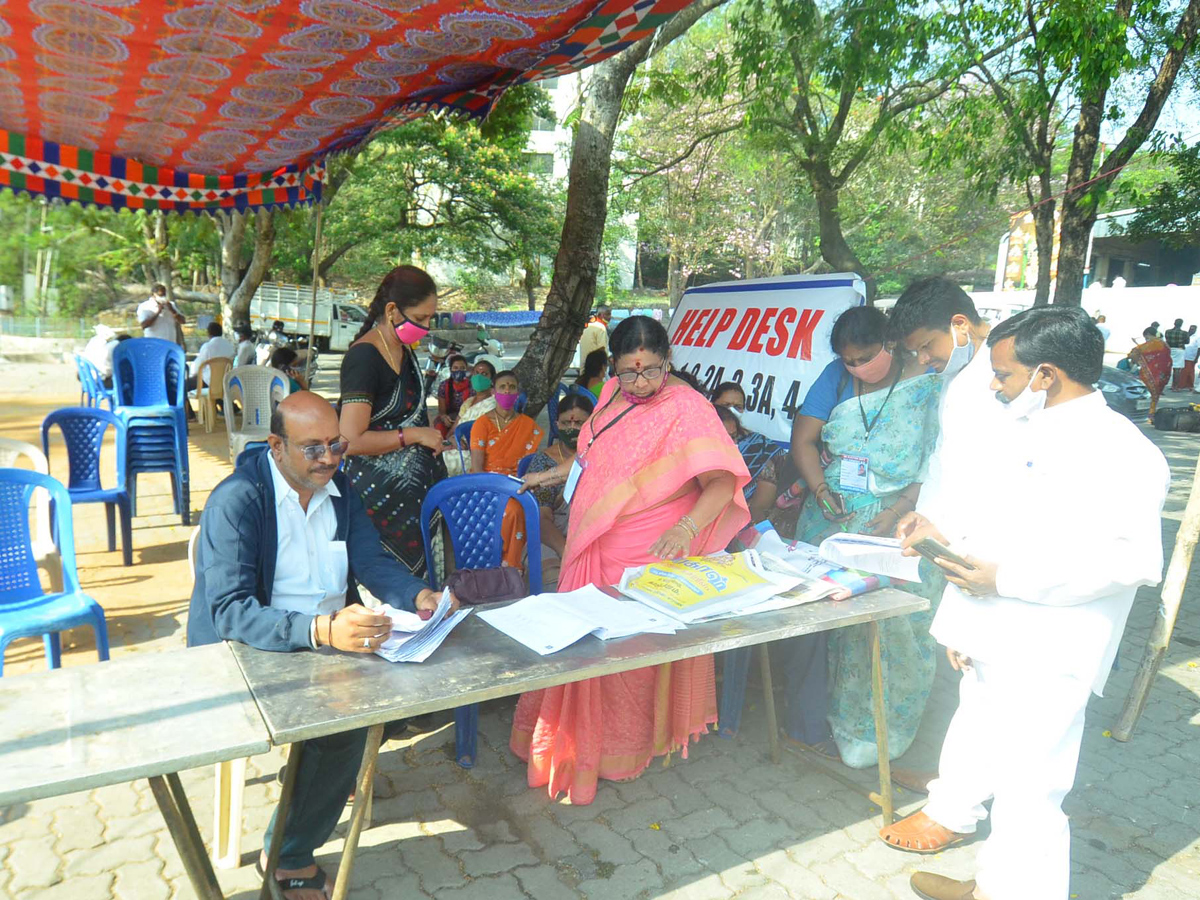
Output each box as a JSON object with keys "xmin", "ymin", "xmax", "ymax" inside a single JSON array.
[
  {"xmin": 233, "ymin": 588, "xmax": 928, "ymax": 900},
  {"xmin": 0, "ymin": 643, "xmax": 270, "ymax": 900}
]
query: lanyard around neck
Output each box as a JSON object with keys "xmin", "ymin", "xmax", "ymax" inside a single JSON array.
[{"xmin": 857, "ymin": 366, "xmax": 902, "ymax": 437}]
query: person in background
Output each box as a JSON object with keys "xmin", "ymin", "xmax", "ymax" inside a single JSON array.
[
  {"xmin": 1130, "ymin": 327, "xmax": 1172, "ymax": 420},
  {"xmin": 575, "ymin": 348, "xmax": 609, "ymax": 401},
  {"xmin": 233, "ymin": 324, "xmax": 257, "ymax": 368},
  {"xmin": 1165, "ymin": 317, "xmax": 1188, "ymax": 387},
  {"xmin": 267, "ymin": 319, "xmax": 289, "ymax": 347},
  {"xmin": 270, "ymin": 347, "xmax": 308, "ymax": 393},
  {"xmin": 779, "ymin": 304, "xmax": 941, "ymax": 771},
  {"xmin": 577, "ymin": 305, "xmax": 611, "ymax": 367},
  {"xmin": 514, "ymin": 316, "xmax": 750, "ymax": 804},
  {"xmin": 137, "ymin": 284, "xmax": 184, "ymax": 342},
  {"xmin": 714, "ymin": 403, "xmax": 783, "ymax": 524},
  {"xmin": 1148, "ymin": 320, "xmax": 1163, "ymax": 338},
  {"xmin": 457, "ymin": 359, "xmax": 498, "ymax": 425},
  {"xmin": 82, "ymin": 324, "xmax": 118, "ymax": 388},
  {"xmin": 1094, "ymin": 314, "xmax": 1111, "ymax": 342},
  {"xmin": 338, "ymin": 265, "xmax": 446, "ymax": 581},
  {"xmin": 471, "ymin": 370, "xmax": 543, "ymax": 570},
  {"xmin": 525, "ymin": 392, "xmax": 595, "ymax": 589},
  {"xmin": 711, "ymin": 381, "xmax": 787, "ymax": 523},
  {"xmin": 188, "ymin": 391, "xmax": 458, "ymax": 899},
  {"xmin": 434, "ymin": 354, "xmax": 471, "ymax": 438},
  {"xmin": 892, "ymin": 306, "xmax": 1167, "ymax": 900},
  {"xmin": 1184, "ymin": 326, "xmax": 1200, "ymax": 392},
  {"xmin": 187, "ymin": 322, "xmax": 236, "ymax": 391}
]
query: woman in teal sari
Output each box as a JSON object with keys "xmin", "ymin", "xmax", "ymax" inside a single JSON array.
[{"xmin": 781, "ymin": 305, "xmax": 943, "ymax": 769}]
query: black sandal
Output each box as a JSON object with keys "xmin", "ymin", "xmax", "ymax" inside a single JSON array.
[{"xmin": 256, "ymin": 860, "xmax": 330, "ymax": 898}]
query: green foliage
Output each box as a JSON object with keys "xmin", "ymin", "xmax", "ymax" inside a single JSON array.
[{"xmin": 1121, "ymin": 141, "xmax": 1200, "ymax": 247}]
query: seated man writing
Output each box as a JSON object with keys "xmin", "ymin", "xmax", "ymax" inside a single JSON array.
[{"xmin": 188, "ymin": 391, "xmax": 455, "ymax": 899}]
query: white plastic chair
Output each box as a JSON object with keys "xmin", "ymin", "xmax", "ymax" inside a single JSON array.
[
  {"xmin": 223, "ymin": 366, "xmax": 290, "ymax": 464},
  {"xmin": 193, "ymin": 357, "xmax": 232, "ymax": 434},
  {"xmin": 0, "ymin": 437, "xmax": 63, "ymax": 593},
  {"xmin": 188, "ymin": 525, "xmax": 247, "ymax": 869}
]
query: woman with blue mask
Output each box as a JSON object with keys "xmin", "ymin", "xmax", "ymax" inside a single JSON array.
[{"xmin": 338, "ymin": 265, "xmax": 448, "ymax": 580}]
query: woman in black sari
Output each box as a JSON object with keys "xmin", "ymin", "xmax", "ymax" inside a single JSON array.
[{"xmin": 339, "ymin": 266, "xmax": 447, "ymax": 578}]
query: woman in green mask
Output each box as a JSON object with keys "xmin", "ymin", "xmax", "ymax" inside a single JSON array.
[
  {"xmin": 522, "ymin": 392, "xmax": 594, "ymax": 589},
  {"xmin": 456, "ymin": 359, "xmax": 498, "ymax": 426}
]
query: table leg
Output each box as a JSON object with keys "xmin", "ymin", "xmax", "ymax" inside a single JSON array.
[
  {"xmin": 148, "ymin": 774, "xmax": 225, "ymax": 900},
  {"xmin": 331, "ymin": 723, "xmax": 385, "ymax": 900},
  {"xmin": 259, "ymin": 741, "xmax": 305, "ymax": 900},
  {"xmin": 758, "ymin": 644, "xmax": 781, "ymax": 764},
  {"xmin": 869, "ymin": 620, "xmax": 894, "ymax": 825}
]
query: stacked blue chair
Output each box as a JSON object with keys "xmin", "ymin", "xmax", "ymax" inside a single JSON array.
[
  {"xmin": 420, "ymin": 474, "xmax": 542, "ymax": 768},
  {"xmin": 0, "ymin": 469, "xmax": 110, "ymax": 675},
  {"xmin": 112, "ymin": 338, "xmax": 191, "ymax": 525},
  {"xmin": 72, "ymin": 354, "xmax": 88, "ymax": 406},
  {"xmin": 42, "ymin": 407, "xmax": 133, "ymax": 567},
  {"xmin": 75, "ymin": 355, "xmax": 115, "ymax": 410}
]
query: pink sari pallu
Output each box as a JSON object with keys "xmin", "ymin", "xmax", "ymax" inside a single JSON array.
[{"xmin": 510, "ymin": 380, "xmax": 750, "ymax": 804}]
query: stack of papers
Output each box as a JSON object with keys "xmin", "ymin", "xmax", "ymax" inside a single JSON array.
[
  {"xmin": 618, "ymin": 550, "xmax": 804, "ymax": 624},
  {"xmin": 479, "ymin": 585, "xmax": 679, "ymax": 655},
  {"xmin": 817, "ymin": 533, "xmax": 922, "ymax": 583},
  {"xmin": 737, "ymin": 522, "xmax": 883, "ymax": 598},
  {"xmin": 375, "ymin": 589, "xmax": 471, "ymax": 663}
]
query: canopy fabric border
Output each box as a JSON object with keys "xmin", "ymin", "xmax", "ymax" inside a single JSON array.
[{"xmin": 0, "ymin": 0, "xmax": 689, "ymax": 217}]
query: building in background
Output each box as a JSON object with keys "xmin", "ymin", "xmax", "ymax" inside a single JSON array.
[{"xmin": 995, "ymin": 208, "xmax": 1200, "ymax": 293}]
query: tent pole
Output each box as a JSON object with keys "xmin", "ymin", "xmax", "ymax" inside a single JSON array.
[
  {"xmin": 305, "ymin": 202, "xmax": 325, "ymax": 385},
  {"xmin": 1113, "ymin": 453, "xmax": 1200, "ymax": 741}
]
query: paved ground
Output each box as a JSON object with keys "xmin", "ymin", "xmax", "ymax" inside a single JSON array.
[{"xmin": 0, "ymin": 359, "xmax": 1197, "ymax": 900}]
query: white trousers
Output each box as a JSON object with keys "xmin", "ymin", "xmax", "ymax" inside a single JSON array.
[{"xmin": 922, "ymin": 659, "xmax": 1092, "ymax": 900}]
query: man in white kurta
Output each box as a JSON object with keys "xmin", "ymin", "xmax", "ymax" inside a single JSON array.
[{"xmin": 892, "ymin": 306, "xmax": 1169, "ymax": 900}]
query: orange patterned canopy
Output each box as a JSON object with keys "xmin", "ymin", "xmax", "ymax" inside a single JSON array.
[{"xmin": 0, "ymin": 0, "xmax": 688, "ymax": 213}]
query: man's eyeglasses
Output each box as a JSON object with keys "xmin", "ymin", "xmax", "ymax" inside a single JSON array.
[
  {"xmin": 290, "ymin": 439, "xmax": 350, "ymax": 461},
  {"xmin": 616, "ymin": 365, "xmax": 665, "ymax": 384}
]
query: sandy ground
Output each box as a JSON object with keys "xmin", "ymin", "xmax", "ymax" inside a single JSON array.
[{"xmin": 0, "ymin": 358, "xmax": 250, "ymax": 676}]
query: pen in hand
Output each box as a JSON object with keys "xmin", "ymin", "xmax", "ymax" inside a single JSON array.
[{"xmin": 821, "ymin": 497, "xmax": 851, "ymax": 532}]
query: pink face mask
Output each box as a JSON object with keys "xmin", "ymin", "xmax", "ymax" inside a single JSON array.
[
  {"xmin": 494, "ymin": 391, "xmax": 519, "ymax": 411},
  {"xmin": 393, "ymin": 313, "xmax": 429, "ymax": 345},
  {"xmin": 845, "ymin": 348, "xmax": 893, "ymax": 384}
]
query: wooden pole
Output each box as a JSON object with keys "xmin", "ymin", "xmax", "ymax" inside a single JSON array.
[
  {"xmin": 1113, "ymin": 454, "xmax": 1200, "ymax": 741},
  {"xmin": 304, "ymin": 202, "xmax": 324, "ymax": 386}
]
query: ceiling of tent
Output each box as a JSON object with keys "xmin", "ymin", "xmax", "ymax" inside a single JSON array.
[{"xmin": 0, "ymin": 0, "xmax": 690, "ymax": 213}]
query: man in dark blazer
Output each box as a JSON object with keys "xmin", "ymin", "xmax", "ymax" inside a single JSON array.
[{"xmin": 189, "ymin": 391, "xmax": 455, "ymax": 897}]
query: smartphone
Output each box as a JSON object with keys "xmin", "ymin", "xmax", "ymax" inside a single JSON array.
[{"xmin": 911, "ymin": 537, "xmax": 976, "ymax": 571}]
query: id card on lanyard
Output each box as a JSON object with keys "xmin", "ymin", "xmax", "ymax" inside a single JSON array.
[
  {"xmin": 563, "ymin": 458, "xmax": 583, "ymax": 503},
  {"xmin": 839, "ymin": 454, "xmax": 870, "ymax": 494},
  {"xmin": 567, "ymin": 393, "xmax": 637, "ymax": 503}
]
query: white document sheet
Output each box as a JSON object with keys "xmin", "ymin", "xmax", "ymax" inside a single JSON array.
[
  {"xmin": 376, "ymin": 589, "xmax": 472, "ymax": 663},
  {"xmin": 818, "ymin": 533, "xmax": 922, "ymax": 583},
  {"xmin": 479, "ymin": 585, "xmax": 678, "ymax": 655}
]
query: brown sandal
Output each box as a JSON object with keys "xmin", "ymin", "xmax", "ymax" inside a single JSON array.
[{"xmin": 878, "ymin": 810, "xmax": 970, "ymax": 854}]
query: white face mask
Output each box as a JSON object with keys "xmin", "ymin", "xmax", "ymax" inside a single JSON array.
[
  {"xmin": 941, "ymin": 323, "xmax": 975, "ymax": 378},
  {"xmin": 1000, "ymin": 365, "xmax": 1049, "ymax": 419}
]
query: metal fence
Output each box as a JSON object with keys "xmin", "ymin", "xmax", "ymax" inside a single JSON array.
[{"xmin": 0, "ymin": 316, "xmax": 91, "ymax": 338}]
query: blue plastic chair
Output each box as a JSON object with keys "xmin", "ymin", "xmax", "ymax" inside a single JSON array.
[
  {"xmin": 112, "ymin": 338, "xmax": 190, "ymax": 525},
  {"xmin": 42, "ymin": 407, "xmax": 133, "ymax": 567},
  {"xmin": 0, "ymin": 469, "xmax": 110, "ymax": 675},
  {"xmin": 420, "ymin": 474, "xmax": 542, "ymax": 768},
  {"xmin": 80, "ymin": 358, "xmax": 115, "ymax": 410},
  {"xmin": 455, "ymin": 419, "xmax": 475, "ymax": 472},
  {"xmin": 516, "ymin": 453, "xmax": 537, "ymax": 478}
]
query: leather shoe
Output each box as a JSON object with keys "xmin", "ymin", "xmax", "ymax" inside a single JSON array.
[{"xmin": 910, "ymin": 871, "xmax": 977, "ymax": 900}]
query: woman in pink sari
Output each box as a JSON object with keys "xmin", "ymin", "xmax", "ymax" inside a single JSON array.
[{"xmin": 513, "ymin": 316, "xmax": 750, "ymax": 804}]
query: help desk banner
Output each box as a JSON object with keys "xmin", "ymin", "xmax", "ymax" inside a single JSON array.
[{"xmin": 668, "ymin": 274, "xmax": 866, "ymax": 442}]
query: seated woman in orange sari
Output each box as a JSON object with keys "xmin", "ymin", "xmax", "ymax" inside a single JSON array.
[
  {"xmin": 471, "ymin": 370, "xmax": 543, "ymax": 568},
  {"xmin": 513, "ymin": 316, "xmax": 750, "ymax": 805},
  {"xmin": 1132, "ymin": 327, "xmax": 1172, "ymax": 420}
]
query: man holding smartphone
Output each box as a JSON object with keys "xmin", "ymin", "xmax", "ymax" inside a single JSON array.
[{"xmin": 880, "ymin": 307, "xmax": 1168, "ymax": 900}]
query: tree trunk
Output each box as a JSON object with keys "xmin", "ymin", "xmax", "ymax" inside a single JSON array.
[
  {"xmin": 522, "ymin": 258, "xmax": 538, "ymax": 310},
  {"xmin": 317, "ymin": 239, "xmax": 360, "ymax": 281},
  {"xmin": 1030, "ymin": 178, "xmax": 1055, "ymax": 307},
  {"xmin": 667, "ymin": 248, "xmax": 683, "ymax": 305},
  {"xmin": 142, "ymin": 212, "xmax": 174, "ymax": 302},
  {"xmin": 1055, "ymin": 0, "xmax": 1200, "ymax": 306},
  {"xmin": 513, "ymin": 0, "xmax": 727, "ymax": 413},
  {"xmin": 812, "ymin": 181, "xmax": 876, "ymax": 301},
  {"xmin": 218, "ymin": 210, "xmax": 277, "ymax": 325}
]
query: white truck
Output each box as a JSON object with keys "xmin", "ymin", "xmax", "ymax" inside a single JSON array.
[{"xmin": 249, "ymin": 283, "xmax": 367, "ymax": 352}]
